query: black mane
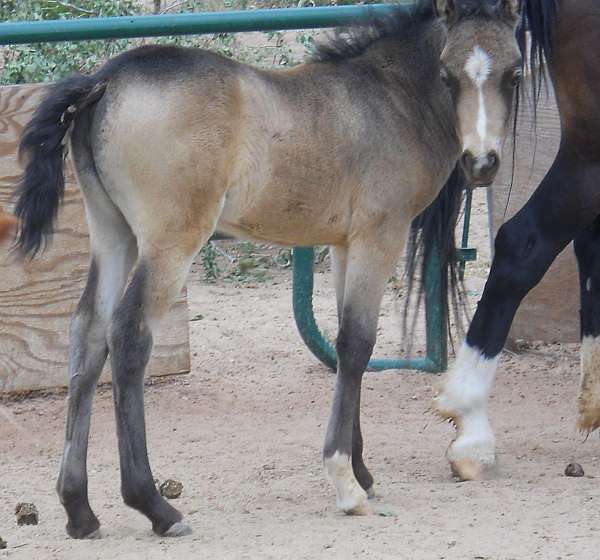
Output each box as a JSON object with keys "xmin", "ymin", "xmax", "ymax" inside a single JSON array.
[
  {"xmin": 310, "ymin": 0, "xmax": 519, "ymax": 64},
  {"xmin": 310, "ymin": 1, "xmax": 435, "ymax": 63}
]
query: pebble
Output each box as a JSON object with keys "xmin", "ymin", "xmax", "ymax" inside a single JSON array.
[{"xmin": 565, "ymin": 463, "xmax": 585, "ymax": 477}]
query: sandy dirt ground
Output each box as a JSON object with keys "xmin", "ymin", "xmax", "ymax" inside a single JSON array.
[{"xmin": 1, "ymin": 190, "xmax": 600, "ymax": 560}]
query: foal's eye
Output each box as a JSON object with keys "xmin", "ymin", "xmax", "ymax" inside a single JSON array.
[{"xmin": 509, "ymin": 69, "xmax": 523, "ymax": 88}]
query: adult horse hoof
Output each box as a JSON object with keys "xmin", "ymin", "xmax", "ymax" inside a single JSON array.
[
  {"xmin": 449, "ymin": 457, "xmax": 482, "ymax": 481},
  {"xmin": 366, "ymin": 484, "xmax": 376, "ymax": 499},
  {"xmin": 163, "ymin": 521, "xmax": 192, "ymax": 537},
  {"xmin": 576, "ymin": 408, "xmax": 600, "ymax": 435}
]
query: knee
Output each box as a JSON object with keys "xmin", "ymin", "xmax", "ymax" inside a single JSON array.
[
  {"xmin": 575, "ymin": 233, "xmax": 600, "ymax": 281},
  {"xmin": 488, "ymin": 222, "xmax": 545, "ymax": 297},
  {"xmin": 336, "ymin": 320, "xmax": 376, "ymax": 376},
  {"xmin": 122, "ymin": 481, "xmax": 155, "ymax": 511}
]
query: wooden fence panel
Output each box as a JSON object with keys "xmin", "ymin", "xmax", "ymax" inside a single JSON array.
[{"xmin": 0, "ymin": 84, "xmax": 190, "ymax": 393}]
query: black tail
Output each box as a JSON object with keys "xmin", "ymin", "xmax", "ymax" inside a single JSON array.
[
  {"xmin": 518, "ymin": 0, "xmax": 559, "ymax": 110},
  {"xmin": 14, "ymin": 73, "xmax": 107, "ymax": 258},
  {"xmin": 499, "ymin": 0, "xmax": 559, "ymax": 221},
  {"xmin": 402, "ymin": 163, "xmax": 469, "ymax": 350}
]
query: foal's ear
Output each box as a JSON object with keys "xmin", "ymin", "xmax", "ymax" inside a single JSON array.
[
  {"xmin": 433, "ymin": 0, "xmax": 458, "ymax": 25},
  {"xmin": 496, "ymin": 0, "xmax": 520, "ymax": 22}
]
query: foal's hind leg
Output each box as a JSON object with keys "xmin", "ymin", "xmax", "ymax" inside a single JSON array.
[
  {"xmin": 57, "ymin": 186, "xmax": 136, "ymax": 538},
  {"xmin": 330, "ymin": 246, "xmax": 374, "ymax": 496},
  {"xmin": 107, "ymin": 239, "xmax": 205, "ymax": 536},
  {"xmin": 574, "ymin": 216, "xmax": 600, "ymax": 433},
  {"xmin": 324, "ymin": 237, "xmax": 404, "ymax": 513}
]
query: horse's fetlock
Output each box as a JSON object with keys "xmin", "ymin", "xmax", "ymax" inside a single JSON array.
[
  {"xmin": 57, "ymin": 476, "xmax": 86, "ymax": 507},
  {"xmin": 122, "ymin": 483, "xmax": 156, "ymax": 511}
]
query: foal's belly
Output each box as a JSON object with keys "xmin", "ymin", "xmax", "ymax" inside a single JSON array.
[{"xmin": 217, "ymin": 180, "xmax": 351, "ymax": 246}]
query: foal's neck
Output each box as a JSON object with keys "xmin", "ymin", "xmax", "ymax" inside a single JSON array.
[{"xmin": 364, "ymin": 20, "xmax": 459, "ymax": 156}]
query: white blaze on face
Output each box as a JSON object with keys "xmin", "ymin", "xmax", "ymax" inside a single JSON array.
[{"xmin": 464, "ymin": 46, "xmax": 493, "ymax": 152}]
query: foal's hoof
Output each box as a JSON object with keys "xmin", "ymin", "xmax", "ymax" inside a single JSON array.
[
  {"xmin": 325, "ymin": 452, "xmax": 371, "ymax": 516},
  {"xmin": 163, "ymin": 521, "xmax": 192, "ymax": 537},
  {"xmin": 342, "ymin": 499, "xmax": 371, "ymax": 516},
  {"xmin": 365, "ymin": 484, "xmax": 376, "ymax": 499},
  {"xmin": 66, "ymin": 519, "xmax": 101, "ymax": 540}
]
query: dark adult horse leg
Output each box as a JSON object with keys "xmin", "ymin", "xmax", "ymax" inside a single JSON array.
[
  {"xmin": 574, "ymin": 216, "xmax": 600, "ymax": 433},
  {"xmin": 433, "ymin": 0, "xmax": 600, "ymax": 481},
  {"xmin": 435, "ymin": 149, "xmax": 600, "ymax": 480}
]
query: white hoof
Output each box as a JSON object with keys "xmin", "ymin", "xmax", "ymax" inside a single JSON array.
[
  {"xmin": 164, "ymin": 521, "xmax": 192, "ymax": 537},
  {"xmin": 324, "ymin": 451, "xmax": 370, "ymax": 514},
  {"xmin": 445, "ymin": 412, "xmax": 495, "ymax": 481}
]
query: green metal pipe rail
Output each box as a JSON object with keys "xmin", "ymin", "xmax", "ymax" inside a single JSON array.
[
  {"xmin": 0, "ymin": 4, "xmax": 399, "ymax": 45},
  {"xmin": 0, "ymin": 3, "xmax": 475, "ymax": 373}
]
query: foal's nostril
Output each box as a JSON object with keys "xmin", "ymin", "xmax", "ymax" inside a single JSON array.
[
  {"xmin": 460, "ymin": 151, "xmax": 474, "ymax": 171},
  {"xmin": 486, "ymin": 151, "xmax": 499, "ymax": 173},
  {"xmin": 460, "ymin": 150, "xmax": 500, "ymax": 184},
  {"xmin": 473, "ymin": 151, "xmax": 500, "ymax": 177}
]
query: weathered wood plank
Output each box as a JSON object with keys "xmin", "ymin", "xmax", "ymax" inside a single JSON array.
[
  {"xmin": 493, "ymin": 80, "xmax": 579, "ymax": 342},
  {"xmin": 0, "ymin": 84, "xmax": 190, "ymax": 394}
]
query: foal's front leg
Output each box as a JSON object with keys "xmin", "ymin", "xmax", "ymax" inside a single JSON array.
[
  {"xmin": 324, "ymin": 239, "xmax": 401, "ymax": 513},
  {"xmin": 330, "ymin": 246, "xmax": 374, "ymax": 495}
]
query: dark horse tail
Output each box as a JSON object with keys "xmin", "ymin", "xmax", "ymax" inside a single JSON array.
[
  {"xmin": 14, "ymin": 73, "xmax": 107, "ymax": 258},
  {"xmin": 518, "ymin": 0, "xmax": 559, "ymax": 110},
  {"xmin": 402, "ymin": 163, "xmax": 468, "ymax": 347}
]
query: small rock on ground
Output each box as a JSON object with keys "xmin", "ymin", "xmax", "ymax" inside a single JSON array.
[
  {"xmin": 159, "ymin": 479, "xmax": 183, "ymax": 499},
  {"xmin": 0, "ymin": 536, "xmax": 7, "ymax": 549},
  {"xmin": 565, "ymin": 463, "xmax": 585, "ymax": 477},
  {"xmin": 15, "ymin": 502, "xmax": 39, "ymax": 526}
]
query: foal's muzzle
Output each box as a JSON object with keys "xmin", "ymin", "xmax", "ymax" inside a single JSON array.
[{"xmin": 460, "ymin": 150, "xmax": 500, "ymax": 187}]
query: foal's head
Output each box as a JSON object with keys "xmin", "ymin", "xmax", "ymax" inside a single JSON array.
[{"xmin": 435, "ymin": 0, "xmax": 522, "ymax": 186}]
